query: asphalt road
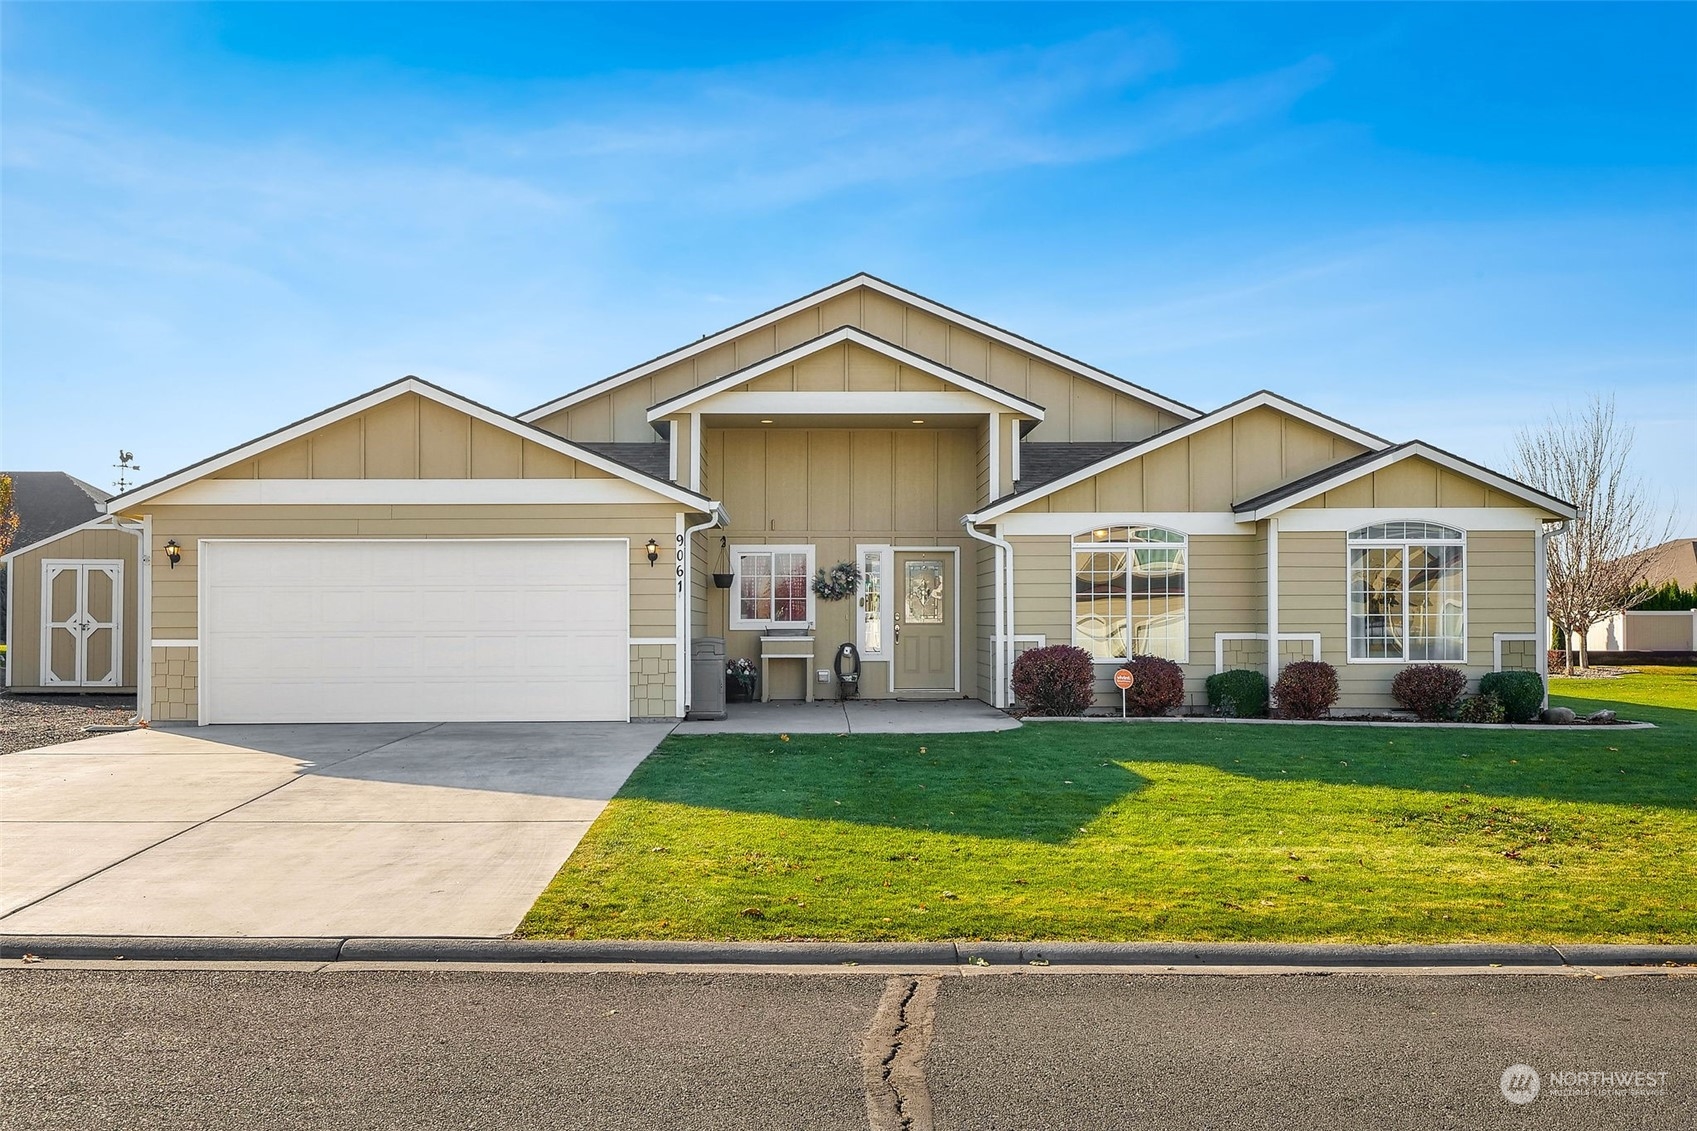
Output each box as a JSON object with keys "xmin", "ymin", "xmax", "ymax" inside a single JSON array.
[{"xmin": 3, "ymin": 968, "xmax": 1693, "ymax": 1130}]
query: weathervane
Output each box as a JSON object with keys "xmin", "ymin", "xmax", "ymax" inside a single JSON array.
[{"xmin": 113, "ymin": 450, "xmax": 141, "ymax": 492}]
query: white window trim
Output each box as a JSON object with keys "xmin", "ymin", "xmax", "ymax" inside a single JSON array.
[
  {"xmin": 730, "ymin": 544, "xmax": 815, "ymax": 632},
  {"xmin": 1070, "ymin": 526, "xmax": 1190, "ymax": 665},
  {"xmin": 856, "ymin": 544, "xmax": 893, "ymax": 660},
  {"xmin": 1346, "ymin": 524, "xmax": 1468, "ymax": 665}
]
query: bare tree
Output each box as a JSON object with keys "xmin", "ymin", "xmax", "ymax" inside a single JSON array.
[{"xmin": 1511, "ymin": 395, "xmax": 1671, "ymax": 671}]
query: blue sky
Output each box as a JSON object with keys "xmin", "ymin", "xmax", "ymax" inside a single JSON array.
[{"xmin": 4, "ymin": 3, "xmax": 1693, "ymax": 530}]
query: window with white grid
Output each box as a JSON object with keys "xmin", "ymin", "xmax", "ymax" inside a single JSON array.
[
  {"xmin": 1072, "ymin": 526, "xmax": 1188, "ymax": 662},
  {"xmin": 1348, "ymin": 523, "xmax": 1465, "ymax": 662},
  {"xmin": 731, "ymin": 545, "xmax": 814, "ymax": 631}
]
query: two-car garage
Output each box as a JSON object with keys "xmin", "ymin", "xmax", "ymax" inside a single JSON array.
[{"xmin": 199, "ymin": 539, "xmax": 631, "ymax": 723}]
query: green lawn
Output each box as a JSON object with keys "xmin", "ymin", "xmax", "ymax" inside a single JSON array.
[{"xmin": 519, "ymin": 667, "xmax": 1697, "ymax": 943}]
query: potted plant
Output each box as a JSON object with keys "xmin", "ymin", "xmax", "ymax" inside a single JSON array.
[{"xmin": 727, "ymin": 657, "xmax": 758, "ymax": 702}]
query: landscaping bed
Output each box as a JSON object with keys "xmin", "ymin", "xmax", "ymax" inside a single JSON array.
[
  {"xmin": 0, "ymin": 692, "xmax": 138, "ymax": 755},
  {"xmin": 521, "ymin": 666, "xmax": 1697, "ymax": 944}
]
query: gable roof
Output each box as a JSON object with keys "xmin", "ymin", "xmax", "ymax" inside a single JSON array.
[
  {"xmin": 1, "ymin": 471, "xmax": 111, "ymax": 551},
  {"xmin": 1013, "ymin": 442, "xmax": 1137, "ymax": 493},
  {"xmin": 643, "ymin": 325, "xmax": 1046, "ymax": 421},
  {"xmin": 1230, "ymin": 440, "xmax": 1577, "ymax": 520},
  {"xmin": 520, "ymin": 273, "xmax": 1200, "ymax": 424},
  {"xmin": 969, "ymin": 390, "xmax": 1391, "ymax": 521},
  {"xmin": 106, "ymin": 376, "xmax": 720, "ymax": 513}
]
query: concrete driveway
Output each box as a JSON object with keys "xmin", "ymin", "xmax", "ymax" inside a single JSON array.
[{"xmin": 0, "ymin": 722, "xmax": 666, "ymax": 938}]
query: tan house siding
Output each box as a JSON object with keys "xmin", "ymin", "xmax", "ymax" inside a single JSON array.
[
  {"xmin": 629, "ymin": 643, "xmax": 678, "ymax": 720},
  {"xmin": 1012, "ymin": 407, "xmax": 1371, "ymax": 513},
  {"xmin": 975, "ymin": 541, "xmax": 995, "ymax": 702},
  {"xmin": 701, "ymin": 425, "xmax": 977, "ymax": 698},
  {"xmin": 1277, "ymin": 527, "xmax": 1538, "ymax": 709},
  {"xmin": 1293, "ymin": 457, "xmax": 1525, "ymax": 509},
  {"xmin": 5, "ymin": 525, "xmax": 141, "ymax": 693},
  {"xmin": 532, "ymin": 285, "xmax": 1181, "ymax": 445},
  {"xmin": 211, "ymin": 393, "xmax": 610, "ymax": 482}
]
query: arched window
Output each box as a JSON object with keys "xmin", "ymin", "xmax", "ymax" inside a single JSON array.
[
  {"xmin": 1348, "ymin": 522, "xmax": 1465, "ymax": 662},
  {"xmin": 1072, "ymin": 525, "xmax": 1187, "ymax": 662}
]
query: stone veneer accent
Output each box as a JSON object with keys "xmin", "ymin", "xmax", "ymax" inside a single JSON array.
[
  {"xmin": 629, "ymin": 643, "xmax": 678, "ymax": 720},
  {"xmin": 151, "ymin": 646, "xmax": 199, "ymax": 722}
]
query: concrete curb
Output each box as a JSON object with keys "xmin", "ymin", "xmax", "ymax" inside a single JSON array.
[{"xmin": 4, "ymin": 936, "xmax": 1696, "ymax": 967}]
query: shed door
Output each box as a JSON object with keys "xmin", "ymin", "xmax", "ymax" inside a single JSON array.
[
  {"xmin": 40, "ymin": 560, "xmax": 124, "ymax": 687},
  {"xmin": 200, "ymin": 540, "xmax": 629, "ymax": 723}
]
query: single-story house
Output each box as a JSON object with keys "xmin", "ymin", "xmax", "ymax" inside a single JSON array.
[
  {"xmin": 2, "ymin": 471, "xmax": 141, "ymax": 693},
  {"xmin": 3, "ymin": 274, "xmax": 1576, "ymax": 723}
]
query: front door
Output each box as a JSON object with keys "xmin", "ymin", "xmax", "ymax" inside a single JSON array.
[
  {"xmin": 893, "ymin": 552, "xmax": 954, "ymax": 692},
  {"xmin": 40, "ymin": 560, "xmax": 124, "ymax": 687}
]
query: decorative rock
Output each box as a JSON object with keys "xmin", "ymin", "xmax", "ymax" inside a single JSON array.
[
  {"xmin": 1586, "ymin": 709, "xmax": 1617, "ymax": 724},
  {"xmin": 1541, "ymin": 707, "xmax": 1576, "ymax": 725}
]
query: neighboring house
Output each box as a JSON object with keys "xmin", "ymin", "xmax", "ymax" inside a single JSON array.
[
  {"xmin": 1, "ymin": 472, "xmax": 141, "ymax": 693},
  {"xmin": 1580, "ymin": 537, "xmax": 1697, "ymax": 654},
  {"xmin": 2, "ymin": 275, "xmax": 1575, "ymax": 723}
]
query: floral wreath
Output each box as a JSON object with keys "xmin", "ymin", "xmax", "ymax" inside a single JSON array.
[{"xmin": 811, "ymin": 561, "xmax": 862, "ymax": 601}]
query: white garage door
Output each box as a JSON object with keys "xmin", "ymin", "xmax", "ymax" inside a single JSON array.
[{"xmin": 200, "ymin": 540, "xmax": 630, "ymax": 723}]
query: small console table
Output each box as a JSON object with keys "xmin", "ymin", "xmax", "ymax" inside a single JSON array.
[{"xmin": 760, "ymin": 635, "xmax": 816, "ymax": 703}]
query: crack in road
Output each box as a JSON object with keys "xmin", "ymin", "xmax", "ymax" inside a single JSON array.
[{"xmin": 862, "ymin": 975, "xmax": 939, "ymax": 1131}]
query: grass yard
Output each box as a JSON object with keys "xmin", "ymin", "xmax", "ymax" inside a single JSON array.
[{"xmin": 519, "ymin": 667, "xmax": 1697, "ymax": 943}]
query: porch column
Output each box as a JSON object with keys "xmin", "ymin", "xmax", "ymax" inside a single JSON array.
[{"xmin": 1266, "ymin": 517, "xmax": 1280, "ymax": 685}]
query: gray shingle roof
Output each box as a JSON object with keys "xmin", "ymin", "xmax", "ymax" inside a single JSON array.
[
  {"xmin": 1011, "ymin": 442, "xmax": 1137, "ymax": 495},
  {"xmin": 575, "ymin": 442, "xmax": 672, "ymax": 482},
  {"xmin": 3, "ymin": 471, "xmax": 110, "ymax": 550}
]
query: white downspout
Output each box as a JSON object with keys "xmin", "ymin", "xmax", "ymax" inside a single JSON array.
[
  {"xmin": 679, "ymin": 504, "xmax": 728, "ymax": 717},
  {"xmin": 1266, "ymin": 517, "xmax": 1280, "ymax": 687},
  {"xmin": 962, "ymin": 517, "xmax": 1014, "ymax": 708}
]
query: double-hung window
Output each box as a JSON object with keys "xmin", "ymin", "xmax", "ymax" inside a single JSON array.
[
  {"xmin": 1072, "ymin": 525, "xmax": 1188, "ymax": 662},
  {"xmin": 731, "ymin": 545, "xmax": 814, "ymax": 631},
  {"xmin": 1347, "ymin": 522, "xmax": 1465, "ymax": 662}
]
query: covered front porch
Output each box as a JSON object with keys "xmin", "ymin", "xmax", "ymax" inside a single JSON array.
[{"xmin": 673, "ymin": 697, "xmax": 1017, "ymax": 734}]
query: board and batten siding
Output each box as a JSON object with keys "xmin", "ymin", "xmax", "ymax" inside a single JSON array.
[
  {"xmin": 1277, "ymin": 528, "xmax": 1538, "ymax": 708},
  {"xmin": 533, "ymin": 285, "xmax": 1183, "ymax": 445},
  {"xmin": 700, "ymin": 425, "xmax": 980, "ymax": 700},
  {"xmin": 5, "ymin": 525, "xmax": 141, "ymax": 693},
  {"xmin": 1012, "ymin": 406, "xmax": 1370, "ymax": 514},
  {"xmin": 1291, "ymin": 458, "xmax": 1527, "ymax": 510}
]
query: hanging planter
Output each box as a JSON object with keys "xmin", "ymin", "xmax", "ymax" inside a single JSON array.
[
  {"xmin": 712, "ymin": 535, "xmax": 734, "ymax": 588},
  {"xmin": 812, "ymin": 561, "xmax": 862, "ymax": 601}
]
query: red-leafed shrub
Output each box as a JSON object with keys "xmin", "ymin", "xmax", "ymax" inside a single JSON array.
[
  {"xmin": 1012, "ymin": 645, "xmax": 1095, "ymax": 716},
  {"xmin": 1273, "ymin": 660, "xmax": 1339, "ymax": 720},
  {"xmin": 1391, "ymin": 664, "xmax": 1468, "ymax": 721},
  {"xmin": 1119, "ymin": 654, "xmax": 1186, "ymax": 716}
]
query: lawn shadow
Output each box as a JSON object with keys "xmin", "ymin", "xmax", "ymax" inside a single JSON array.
[{"xmin": 618, "ymin": 731, "xmax": 1150, "ymax": 844}]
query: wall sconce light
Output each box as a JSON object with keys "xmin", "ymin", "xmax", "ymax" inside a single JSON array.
[
  {"xmin": 164, "ymin": 540, "xmax": 182, "ymax": 568},
  {"xmin": 645, "ymin": 538, "xmax": 660, "ymax": 567}
]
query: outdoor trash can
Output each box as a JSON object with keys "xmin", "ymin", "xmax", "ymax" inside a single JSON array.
[{"xmin": 689, "ymin": 636, "xmax": 727, "ymax": 720}]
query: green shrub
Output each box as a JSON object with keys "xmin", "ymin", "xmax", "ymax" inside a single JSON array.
[
  {"xmin": 1391, "ymin": 664, "xmax": 1468, "ymax": 721},
  {"xmin": 1206, "ymin": 669, "xmax": 1269, "ymax": 718},
  {"xmin": 1120, "ymin": 654, "xmax": 1186, "ymax": 716},
  {"xmin": 1457, "ymin": 693, "xmax": 1506, "ymax": 724},
  {"xmin": 1012, "ymin": 645, "xmax": 1096, "ymax": 716},
  {"xmin": 1478, "ymin": 670, "xmax": 1545, "ymax": 723},
  {"xmin": 1273, "ymin": 660, "xmax": 1339, "ymax": 720}
]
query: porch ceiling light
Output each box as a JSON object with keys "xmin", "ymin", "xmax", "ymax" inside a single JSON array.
[
  {"xmin": 760, "ymin": 418, "xmax": 773, "ymax": 424},
  {"xmin": 645, "ymin": 538, "xmax": 660, "ymax": 567},
  {"xmin": 911, "ymin": 419, "xmax": 924, "ymax": 424},
  {"xmin": 163, "ymin": 540, "xmax": 181, "ymax": 568}
]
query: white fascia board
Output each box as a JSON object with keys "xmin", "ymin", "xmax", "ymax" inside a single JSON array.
[
  {"xmin": 676, "ymin": 391, "xmax": 1018, "ymax": 418},
  {"xmin": 0, "ymin": 513, "xmax": 132, "ymax": 564},
  {"xmin": 644, "ymin": 326, "xmax": 1045, "ymax": 421},
  {"xmin": 971, "ymin": 391, "xmax": 1390, "ymax": 522},
  {"xmin": 106, "ymin": 377, "xmax": 716, "ymax": 514},
  {"xmin": 996, "ymin": 512, "xmax": 1254, "ymax": 537},
  {"xmin": 523, "ymin": 273, "xmax": 1197, "ymax": 423},
  {"xmin": 147, "ymin": 479, "xmax": 693, "ymax": 507},
  {"xmin": 1235, "ymin": 443, "xmax": 1578, "ymax": 521}
]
